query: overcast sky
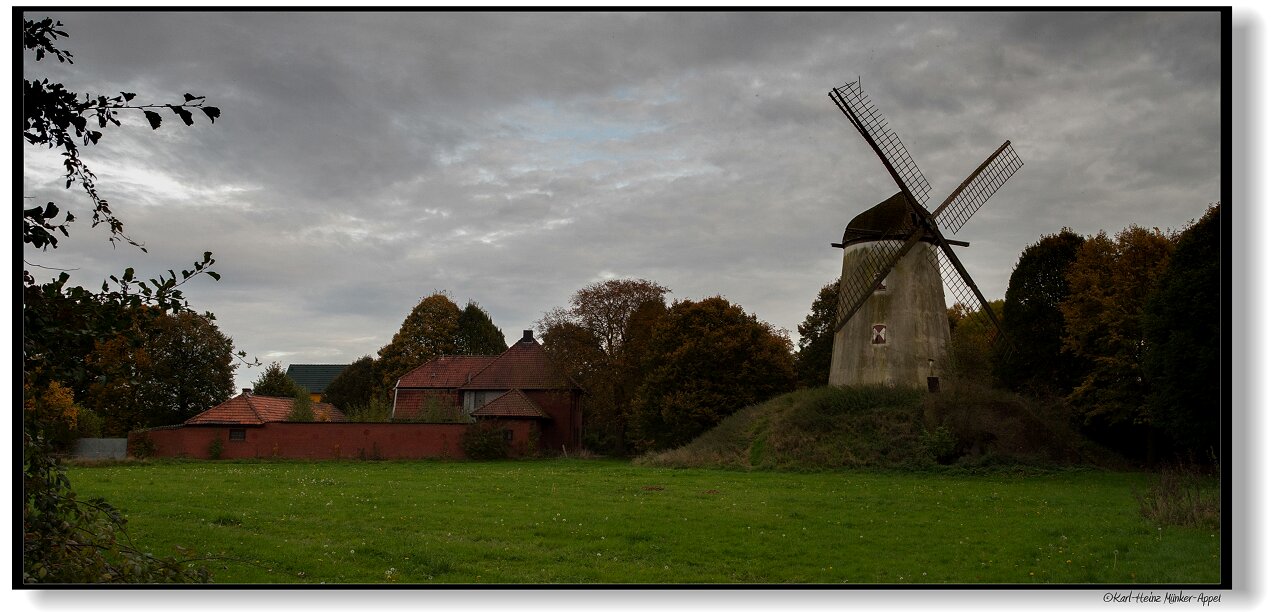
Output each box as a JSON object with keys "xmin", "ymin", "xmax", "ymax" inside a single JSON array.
[{"xmin": 22, "ymin": 10, "xmax": 1223, "ymax": 392}]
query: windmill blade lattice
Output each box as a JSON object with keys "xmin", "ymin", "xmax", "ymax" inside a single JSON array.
[
  {"xmin": 833, "ymin": 226, "xmax": 924, "ymax": 333},
  {"xmin": 932, "ymin": 141, "xmax": 1024, "ymax": 234},
  {"xmin": 830, "ymin": 80, "xmax": 932, "ymax": 207}
]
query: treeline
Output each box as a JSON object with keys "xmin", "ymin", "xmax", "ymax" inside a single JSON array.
[
  {"xmin": 534, "ymin": 280, "xmax": 797, "ymax": 455},
  {"xmin": 994, "ymin": 203, "xmax": 1221, "ymax": 464},
  {"xmin": 793, "ymin": 203, "xmax": 1220, "ymax": 466}
]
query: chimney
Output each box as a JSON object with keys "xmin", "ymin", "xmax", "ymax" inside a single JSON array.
[
  {"xmin": 242, "ymin": 388, "xmax": 253, "ymax": 395},
  {"xmin": 522, "ymin": 330, "xmax": 534, "ymax": 343}
]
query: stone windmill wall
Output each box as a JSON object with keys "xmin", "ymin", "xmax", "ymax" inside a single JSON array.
[{"xmin": 828, "ymin": 193, "xmax": 951, "ymax": 388}]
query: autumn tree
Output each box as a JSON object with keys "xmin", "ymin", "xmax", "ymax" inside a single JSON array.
[
  {"xmin": 321, "ymin": 355, "xmax": 377, "ymax": 413},
  {"xmin": 628, "ymin": 296, "xmax": 797, "ymax": 452},
  {"xmin": 996, "ymin": 230, "xmax": 1089, "ymax": 394},
  {"xmin": 83, "ymin": 309, "xmax": 236, "ymax": 434},
  {"xmin": 287, "ymin": 387, "xmax": 315, "ymax": 422},
  {"xmin": 795, "ymin": 279, "xmax": 838, "ymax": 388},
  {"xmin": 375, "ymin": 293, "xmax": 463, "ymax": 392},
  {"xmin": 252, "ymin": 361, "xmax": 304, "ymax": 398},
  {"xmin": 23, "ymin": 17, "xmax": 220, "ymax": 583},
  {"xmin": 536, "ymin": 279, "xmax": 669, "ymax": 454},
  {"xmin": 1143, "ymin": 204, "xmax": 1221, "ymax": 462},
  {"xmin": 945, "ymin": 300, "xmax": 1003, "ymax": 382},
  {"xmin": 1061, "ymin": 225, "xmax": 1174, "ymax": 458}
]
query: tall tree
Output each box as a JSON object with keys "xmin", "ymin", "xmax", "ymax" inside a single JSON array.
[
  {"xmin": 321, "ymin": 356, "xmax": 378, "ymax": 413},
  {"xmin": 22, "ymin": 17, "xmax": 219, "ymax": 583},
  {"xmin": 375, "ymin": 293, "xmax": 462, "ymax": 392},
  {"xmin": 455, "ymin": 301, "xmax": 508, "ymax": 355},
  {"xmin": 628, "ymin": 296, "xmax": 797, "ymax": 452},
  {"xmin": 996, "ymin": 229, "xmax": 1089, "ymax": 394},
  {"xmin": 795, "ymin": 279, "xmax": 838, "ymax": 388},
  {"xmin": 83, "ymin": 310, "xmax": 236, "ymax": 434},
  {"xmin": 1143, "ymin": 204, "xmax": 1222, "ymax": 462},
  {"xmin": 536, "ymin": 279, "xmax": 670, "ymax": 454},
  {"xmin": 252, "ymin": 362, "xmax": 304, "ymax": 398},
  {"xmin": 1061, "ymin": 225, "xmax": 1174, "ymax": 458}
]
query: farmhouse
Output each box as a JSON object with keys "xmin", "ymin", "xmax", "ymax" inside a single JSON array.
[{"xmin": 130, "ymin": 330, "xmax": 583, "ymax": 460}]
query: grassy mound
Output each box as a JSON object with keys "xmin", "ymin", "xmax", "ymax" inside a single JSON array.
[{"xmin": 638, "ymin": 383, "xmax": 1118, "ymax": 470}]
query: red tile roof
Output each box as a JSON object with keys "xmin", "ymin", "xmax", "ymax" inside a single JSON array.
[
  {"xmin": 396, "ymin": 355, "xmax": 496, "ymax": 389},
  {"xmin": 460, "ymin": 338, "xmax": 580, "ymax": 391},
  {"xmin": 471, "ymin": 390, "xmax": 550, "ymax": 419},
  {"xmin": 185, "ymin": 393, "xmax": 346, "ymax": 425}
]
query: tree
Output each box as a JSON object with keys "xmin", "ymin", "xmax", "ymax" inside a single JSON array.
[
  {"xmin": 795, "ymin": 279, "xmax": 838, "ymax": 388},
  {"xmin": 375, "ymin": 293, "xmax": 462, "ymax": 392},
  {"xmin": 996, "ymin": 230, "xmax": 1089, "ymax": 395},
  {"xmin": 946, "ymin": 300, "xmax": 1003, "ymax": 382},
  {"xmin": 536, "ymin": 279, "xmax": 670, "ymax": 454},
  {"xmin": 83, "ymin": 310, "xmax": 236, "ymax": 434},
  {"xmin": 455, "ymin": 301, "xmax": 508, "ymax": 356},
  {"xmin": 1143, "ymin": 204, "xmax": 1221, "ymax": 462},
  {"xmin": 287, "ymin": 387, "xmax": 315, "ymax": 422},
  {"xmin": 23, "ymin": 17, "xmax": 219, "ymax": 583},
  {"xmin": 628, "ymin": 296, "xmax": 797, "ymax": 451},
  {"xmin": 1061, "ymin": 225, "xmax": 1174, "ymax": 458},
  {"xmin": 321, "ymin": 356, "xmax": 377, "ymax": 413},
  {"xmin": 252, "ymin": 361, "xmax": 304, "ymax": 398}
]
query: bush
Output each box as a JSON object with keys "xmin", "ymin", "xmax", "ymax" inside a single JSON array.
[
  {"xmin": 919, "ymin": 425, "xmax": 959, "ymax": 464},
  {"xmin": 128, "ymin": 433, "xmax": 156, "ymax": 459},
  {"xmin": 207, "ymin": 436, "xmax": 223, "ymax": 460},
  {"xmin": 461, "ymin": 421, "xmax": 509, "ymax": 460}
]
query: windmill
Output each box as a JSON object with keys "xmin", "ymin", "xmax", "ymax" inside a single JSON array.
[{"xmin": 826, "ymin": 78, "xmax": 1023, "ymax": 388}]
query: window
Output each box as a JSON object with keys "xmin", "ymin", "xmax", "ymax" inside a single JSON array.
[
  {"xmin": 229, "ymin": 428, "xmax": 246, "ymax": 441},
  {"xmin": 503, "ymin": 429, "xmax": 514, "ymax": 442}
]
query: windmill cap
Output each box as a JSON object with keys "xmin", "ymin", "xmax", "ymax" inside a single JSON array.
[{"xmin": 833, "ymin": 191, "xmax": 951, "ymax": 248}]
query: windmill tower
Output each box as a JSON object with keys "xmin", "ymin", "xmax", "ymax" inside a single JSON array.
[{"xmin": 826, "ymin": 79, "xmax": 1023, "ymax": 388}]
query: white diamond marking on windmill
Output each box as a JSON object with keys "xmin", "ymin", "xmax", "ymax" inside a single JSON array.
[{"xmin": 826, "ymin": 78, "xmax": 1023, "ymax": 388}]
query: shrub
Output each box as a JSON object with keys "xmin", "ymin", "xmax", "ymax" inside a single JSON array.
[
  {"xmin": 462, "ymin": 421, "xmax": 509, "ymax": 460},
  {"xmin": 128, "ymin": 433, "xmax": 156, "ymax": 459},
  {"xmin": 919, "ymin": 425, "xmax": 959, "ymax": 464},
  {"xmin": 207, "ymin": 436, "xmax": 223, "ymax": 460}
]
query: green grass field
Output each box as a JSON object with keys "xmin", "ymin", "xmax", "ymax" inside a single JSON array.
[{"xmin": 66, "ymin": 459, "xmax": 1220, "ymax": 585}]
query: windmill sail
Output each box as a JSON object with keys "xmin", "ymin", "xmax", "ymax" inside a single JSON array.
[
  {"xmin": 830, "ymin": 80, "xmax": 932, "ymax": 207},
  {"xmin": 931, "ymin": 140, "xmax": 1024, "ymax": 234}
]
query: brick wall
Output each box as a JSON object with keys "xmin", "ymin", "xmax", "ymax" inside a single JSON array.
[{"xmin": 130, "ymin": 420, "xmax": 549, "ymax": 460}]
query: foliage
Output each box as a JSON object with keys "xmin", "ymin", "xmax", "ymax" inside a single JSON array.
[
  {"xmin": 321, "ymin": 356, "xmax": 377, "ymax": 413},
  {"xmin": 1061, "ymin": 226, "xmax": 1174, "ymax": 458},
  {"xmin": 24, "ymin": 380, "xmax": 86, "ymax": 451},
  {"xmin": 22, "ymin": 17, "xmax": 220, "ymax": 251},
  {"xmin": 376, "ymin": 293, "xmax": 462, "ymax": 392},
  {"xmin": 944, "ymin": 300, "xmax": 1003, "ymax": 383},
  {"xmin": 627, "ymin": 296, "xmax": 797, "ymax": 452},
  {"xmin": 455, "ymin": 301, "xmax": 508, "ymax": 356},
  {"xmin": 66, "ymin": 460, "xmax": 1221, "ymax": 584},
  {"xmin": 918, "ymin": 425, "xmax": 960, "ymax": 464},
  {"xmin": 252, "ymin": 361, "xmax": 304, "ymax": 398},
  {"xmin": 413, "ymin": 395, "xmax": 467, "ymax": 423},
  {"xmin": 23, "ymin": 429, "xmax": 211, "ymax": 583},
  {"xmin": 537, "ymin": 278, "xmax": 670, "ymax": 455},
  {"xmin": 794, "ymin": 278, "xmax": 838, "ymax": 388},
  {"xmin": 461, "ymin": 421, "xmax": 510, "ymax": 460},
  {"xmin": 345, "ymin": 393, "xmax": 392, "ymax": 423},
  {"xmin": 287, "ymin": 388, "xmax": 315, "ymax": 422},
  {"xmin": 1142, "ymin": 204, "xmax": 1221, "ymax": 462},
  {"xmin": 83, "ymin": 310, "xmax": 236, "ymax": 434},
  {"xmin": 207, "ymin": 437, "xmax": 224, "ymax": 460},
  {"xmin": 996, "ymin": 229, "xmax": 1089, "ymax": 394},
  {"xmin": 127, "ymin": 433, "xmax": 156, "ymax": 459},
  {"xmin": 22, "ymin": 17, "xmax": 225, "ymax": 584}
]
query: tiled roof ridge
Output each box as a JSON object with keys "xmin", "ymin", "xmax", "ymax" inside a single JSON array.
[
  {"xmin": 461, "ymin": 338, "xmax": 582, "ymax": 391},
  {"xmin": 243, "ymin": 393, "xmax": 267, "ymax": 424}
]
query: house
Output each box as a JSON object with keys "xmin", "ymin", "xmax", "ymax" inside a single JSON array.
[
  {"xmin": 128, "ymin": 331, "xmax": 583, "ymax": 460},
  {"xmin": 393, "ymin": 330, "xmax": 584, "ymax": 452},
  {"xmin": 285, "ymin": 364, "xmax": 349, "ymax": 402}
]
